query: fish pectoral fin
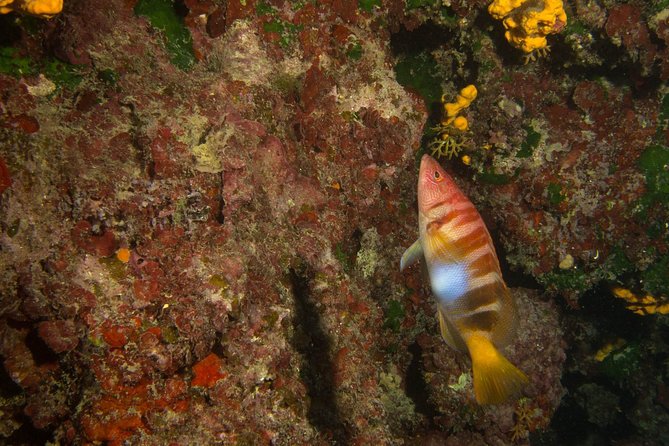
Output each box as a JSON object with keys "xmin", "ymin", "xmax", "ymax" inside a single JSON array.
[
  {"xmin": 465, "ymin": 333, "xmax": 528, "ymax": 405},
  {"xmin": 400, "ymin": 239, "xmax": 423, "ymax": 272}
]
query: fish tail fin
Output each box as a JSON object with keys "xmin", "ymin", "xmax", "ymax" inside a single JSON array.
[{"xmin": 465, "ymin": 333, "xmax": 528, "ymax": 404}]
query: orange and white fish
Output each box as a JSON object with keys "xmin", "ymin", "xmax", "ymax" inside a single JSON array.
[{"xmin": 401, "ymin": 154, "xmax": 527, "ymax": 404}]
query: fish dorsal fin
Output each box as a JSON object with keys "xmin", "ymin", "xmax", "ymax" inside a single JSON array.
[{"xmin": 400, "ymin": 239, "xmax": 423, "ymax": 272}]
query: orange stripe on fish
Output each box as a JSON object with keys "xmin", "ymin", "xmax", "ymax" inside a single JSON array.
[{"xmin": 401, "ymin": 154, "xmax": 527, "ymax": 405}]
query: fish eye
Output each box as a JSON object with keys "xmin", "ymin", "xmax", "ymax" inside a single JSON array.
[{"xmin": 433, "ymin": 171, "xmax": 443, "ymax": 182}]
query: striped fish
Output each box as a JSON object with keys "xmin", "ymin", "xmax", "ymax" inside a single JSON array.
[{"xmin": 401, "ymin": 154, "xmax": 527, "ymax": 404}]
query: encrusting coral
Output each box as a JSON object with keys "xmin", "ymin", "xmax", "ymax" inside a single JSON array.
[
  {"xmin": 488, "ymin": 0, "xmax": 567, "ymax": 60},
  {"xmin": 0, "ymin": 0, "xmax": 62, "ymax": 17}
]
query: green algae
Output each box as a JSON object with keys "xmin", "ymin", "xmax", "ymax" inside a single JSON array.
[
  {"xmin": 134, "ymin": 0, "xmax": 196, "ymax": 70},
  {"xmin": 383, "ymin": 299, "xmax": 405, "ymax": 332},
  {"xmin": 99, "ymin": 257, "xmax": 128, "ymax": 282},
  {"xmin": 478, "ymin": 169, "xmax": 513, "ymax": 185},
  {"xmin": 405, "ymin": 0, "xmax": 439, "ymax": 11},
  {"xmin": 6, "ymin": 218, "xmax": 20, "ymax": 237},
  {"xmin": 263, "ymin": 19, "xmax": 302, "ymax": 50},
  {"xmin": 640, "ymin": 255, "xmax": 669, "ymax": 296},
  {"xmin": 334, "ymin": 242, "xmax": 353, "ymax": 272},
  {"xmin": 547, "ymin": 182, "xmax": 566, "ymax": 206},
  {"xmin": 257, "ymin": 1, "xmax": 302, "ymax": 50},
  {"xmin": 0, "ymin": 47, "xmax": 82, "ymax": 88},
  {"xmin": 98, "ymin": 68, "xmax": 119, "ymax": 85},
  {"xmin": 637, "ymin": 144, "xmax": 669, "ymax": 208},
  {"xmin": 539, "ymin": 267, "xmax": 588, "ymax": 292},
  {"xmin": 346, "ymin": 40, "xmax": 363, "ymax": 60},
  {"xmin": 600, "ymin": 343, "xmax": 642, "ymax": 384},
  {"xmin": 0, "ymin": 47, "xmax": 35, "ymax": 76},
  {"xmin": 358, "ymin": 0, "xmax": 381, "ymax": 12},
  {"xmin": 517, "ymin": 125, "xmax": 541, "ymax": 158},
  {"xmin": 394, "ymin": 51, "xmax": 444, "ymax": 109},
  {"xmin": 43, "ymin": 59, "xmax": 83, "ymax": 89}
]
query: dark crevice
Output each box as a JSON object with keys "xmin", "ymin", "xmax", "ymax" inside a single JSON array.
[
  {"xmin": 215, "ymin": 171, "xmax": 225, "ymax": 224},
  {"xmin": 405, "ymin": 341, "xmax": 437, "ymax": 423},
  {"xmin": 0, "ymin": 354, "xmax": 23, "ymax": 398},
  {"xmin": 5, "ymin": 415, "xmax": 52, "ymax": 446},
  {"xmin": 489, "ymin": 227, "xmax": 542, "ymax": 290},
  {"xmin": 289, "ymin": 268, "xmax": 348, "ymax": 445},
  {"xmin": 24, "ymin": 327, "xmax": 59, "ymax": 366}
]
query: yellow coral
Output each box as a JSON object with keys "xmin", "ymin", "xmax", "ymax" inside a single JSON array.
[
  {"xmin": 488, "ymin": 0, "xmax": 567, "ymax": 57},
  {"xmin": 0, "ymin": 0, "xmax": 62, "ymax": 17},
  {"xmin": 611, "ymin": 286, "xmax": 669, "ymax": 316},
  {"xmin": 429, "ymin": 85, "xmax": 477, "ymax": 161}
]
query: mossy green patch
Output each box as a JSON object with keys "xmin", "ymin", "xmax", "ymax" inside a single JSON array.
[
  {"xmin": 0, "ymin": 47, "xmax": 36, "ymax": 77},
  {"xmin": 0, "ymin": 46, "xmax": 83, "ymax": 89},
  {"xmin": 134, "ymin": 0, "xmax": 196, "ymax": 71},
  {"xmin": 564, "ymin": 19, "xmax": 589, "ymax": 36},
  {"xmin": 263, "ymin": 19, "xmax": 302, "ymax": 50},
  {"xmin": 99, "ymin": 257, "xmax": 128, "ymax": 282},
  {"xmin": 478, "ymin": 169, "xmax": 513, "ymax": 185},
  {"xmin": 602, "ymin": 247, "xmax": 634, "ymax": 278},
  {"xmin": 383, "ymin": 300, "xmax": 405, "ymax": 332},
  {"xmin": 394, "ymin": 51, "xmax": 444, "ymax": 109},
  {"xmin": 658, "ymin": 93, "xmax": 669, "ymax": 135},
  {"xmin": 650, "ymin": 0, "xmax": 669, "ymax": 14},
  {"xmin": 540, "ymin": 267, "xmax": 588, "ymax": 292},
  {"xmin": 346, "ymin": 41, "xmax": 363, "ymax": 60},
  {"xmin": 334, "ymin": 242, "xmax": 353, "ymax": 272},
  {"xmin": 359, "ymin": 0, "xmax": 381, "ymax": 12},
  {"xmin": 547, "ymin": 182, "xmax": 566, "ymax": 206},
  {"xmin": 43, "ymin": 59, "xmax": 83, "ymax": 90},
  {"xmin": 405, "ymin": 0, "xmax": 439, "ymax": 11},
  {"xmin": 7, "ymin": 218, "xmax": 20, "ymax": 237},
  {"xmin": 637, "ymin": 144, "xmax": 669, "ymax": 208},
  {"xmin": 98, "ymin": 68, "xmax": 119, "ymax": 86},
  {"xmin": 600, "ymin": 343, "xmax": 642, "ymax": 383},
  {"xmin": 517, "ymin": 125, "xmax": 541, "ymax": 158},
  {"xmin": 641, "ymin": 255, "xmax": 669, "ymax": 296}
]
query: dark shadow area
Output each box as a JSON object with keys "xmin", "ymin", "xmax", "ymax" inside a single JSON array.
[
  {"xmin": 404, "ymin": 341, "xmax": 437, "ymax": 422},
  {"xmin": 538, "ymin": 283, "xmax": 656, "ymax": 445},
  {"xmin": 0, "ymin": 354, "xmax": 53, "ymax": 446},
  {"xmin": 289, "ymin": 269, "xmax": 348, "ymax": 445},
  {"xmin": 488, "ymin": 227, "xmax": 542, "ymax": 291}
]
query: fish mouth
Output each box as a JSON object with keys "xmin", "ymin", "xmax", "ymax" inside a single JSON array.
[{"xmin": 419, "ymin": 154, "xmax": 438, "ymax": 184}]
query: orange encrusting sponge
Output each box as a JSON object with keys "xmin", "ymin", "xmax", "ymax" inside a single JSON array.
[
  {"xmin": 0, "ymin": 0, "xmax": 63, "ymax": 17},
  {"xmin": 488, "ymin": 0, "xmax": 567, "ymax": 54}
]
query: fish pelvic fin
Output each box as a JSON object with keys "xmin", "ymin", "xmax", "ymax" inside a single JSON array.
[{"xmin": 465, "ymin": 333, "xmax": 528, "ymax": 405}]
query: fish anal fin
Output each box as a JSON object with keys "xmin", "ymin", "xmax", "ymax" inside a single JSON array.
[
  {"xmin": 465, "ymin": 333, "xmax": 528, "ymax": 405},
  {"xmin": 437, "ymin": 307, "xmax": 467, "ymax": 352}
]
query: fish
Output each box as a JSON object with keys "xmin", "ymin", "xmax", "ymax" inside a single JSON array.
[{"xmin": 401, "ymin": 154, "xmax": 527, "ymax": 404}]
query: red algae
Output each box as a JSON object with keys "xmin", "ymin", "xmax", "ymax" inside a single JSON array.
[{"xmin": 192, "ymin": 353, "xmax": 227, "ymax": 387}]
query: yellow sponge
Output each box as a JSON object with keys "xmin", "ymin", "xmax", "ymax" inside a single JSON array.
[{"xmin": 0, "ymin": 0, "xmax": 63, "ymax": 17}]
